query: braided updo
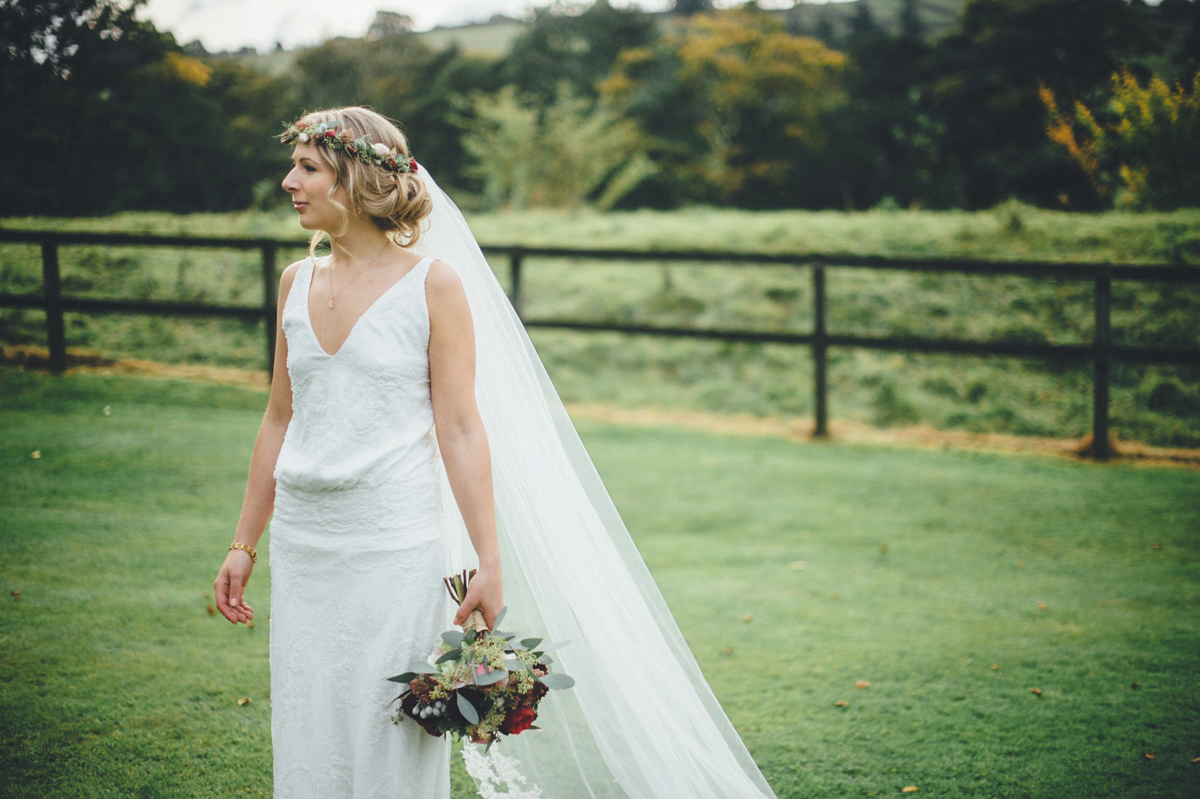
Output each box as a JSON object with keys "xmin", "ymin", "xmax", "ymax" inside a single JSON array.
[{"xmin": 289, "ymin": 106, "xmax": 432, "ymax": 248}]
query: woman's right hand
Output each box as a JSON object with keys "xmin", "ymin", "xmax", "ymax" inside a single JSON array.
[{"xmin": 214, "ymin": 550, "xmax": 255, "ymax": 624}]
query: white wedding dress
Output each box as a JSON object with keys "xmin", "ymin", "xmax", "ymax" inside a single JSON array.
[
  {"xmin": 262, "ymin": 163, "xmax": 778, "ymax": 799},
  {"xmin": 268, "ymin": 256, "xmax": 451, "ymax": 799}
]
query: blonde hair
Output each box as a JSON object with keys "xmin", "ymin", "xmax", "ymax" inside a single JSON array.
[{"xmin": 290, "ymin": 106, "xmax": 433, "ymax": 253}]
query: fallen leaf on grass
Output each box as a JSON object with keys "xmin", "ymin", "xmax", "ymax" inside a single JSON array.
[
  {"xmin": 902, "ymin": 786, "xmax": 919, "ymax": 793},
  {"xmin": 237, "ymin": 697, "xmax": 252, "ymax": 706},
  {"xmin": 1153, "ymin": 543, "xmax": 1162, "ymax": 550},
  {"xmin": 721, "ymin": 647, "xmax": 733, "ymax": 655},
  {"xmin": 742, "ymin": 614, "xmax": 753, "ymax": 623},
  {"xmin": 788, "ymin": 561, "xmax": 806, "ymax": 571},
  {"xmin": 206, "ymin": 604, "xmax": 215, "ymax": 616},
  {"xmin": 1037, "ymin": 602, "xmax": 1048, "ymax": 610},
  {"xmin": 990, "ymin": 664, "xmax": 999, "ymax": 670},
  {"xmin": 30, "ymin": 450, "xmax": 40, "ymax": 459},
  {"xmin": 1191, "ymin": 756, "xmax": 1199, "ymax": 763},
  {"xmin": 1030, "ymin": 687, "xmax": 1043, "ymax": 696},
  {"xmin": 10, "ymin": 590, "xmax": 19, "ymax": 598},
  {"xmin": 834, "ymin": 700, "xmax": 848, "ymax": 707},
  {"xmin": 1144, "ymin": 753, "xmax": 1155, "ymax": 760},
  {"xmin": 103, "ymin": 406, "xmax": 112, "ymax": 416},
  {"xmin": 856, "ymin": 680, "xmax": 871, "ymax": 689}
]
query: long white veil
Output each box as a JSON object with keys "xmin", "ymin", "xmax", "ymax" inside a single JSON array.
[{"xmin": 413, "ymin": 166, "xmax": 777, "ymax": 799}]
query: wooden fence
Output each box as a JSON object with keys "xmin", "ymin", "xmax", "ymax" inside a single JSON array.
[{"xmin": 1, "ymin": 229, "xmax": 1198, "ymax": 460}]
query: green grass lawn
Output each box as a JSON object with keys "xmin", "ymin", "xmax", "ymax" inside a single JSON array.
[{"xmin": 1, "ymin": 368, "xmax": 1198, "ymax": 798}]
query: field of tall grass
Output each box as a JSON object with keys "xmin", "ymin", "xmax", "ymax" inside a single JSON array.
[{"xmin": 2, "ymin": 204, "xmax": 1198, "ymax": 445}]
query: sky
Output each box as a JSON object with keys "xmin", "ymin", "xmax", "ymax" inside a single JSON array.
[{"xmin": 138, "ymin": 0, "xmax": 804, "ymax": 53}]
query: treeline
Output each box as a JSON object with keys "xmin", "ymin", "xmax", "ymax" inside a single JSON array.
[{"xmin": 3, "ymin": 0, "xmax": 1199, "ymax": 216}]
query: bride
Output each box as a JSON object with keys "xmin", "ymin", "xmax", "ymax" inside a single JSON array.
[{"xmin": 214, "ymin": 105, "xmax": 776, "ymax": 799}]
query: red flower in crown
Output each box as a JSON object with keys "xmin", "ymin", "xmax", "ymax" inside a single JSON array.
[
  {"xmin": 324, "ymin": 130, "xmax": 336, "ymax": 139},
  {"xmin": 408, "ymin": 157, "xmax": 419, "ymax": 174}
]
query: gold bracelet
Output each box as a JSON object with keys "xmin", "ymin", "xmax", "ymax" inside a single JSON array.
[{"xmin": 229, "ymin": 542, "xmax": 257, "ymax": 564}]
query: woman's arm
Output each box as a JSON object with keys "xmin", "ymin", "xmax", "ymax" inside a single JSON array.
[
  {"xmin": 427, "ymin": 260, "xmax": 504, "ymax": 629},
  {"xmin": 213, "ymin": 262, "xmax": 299, "ymax": 625}
]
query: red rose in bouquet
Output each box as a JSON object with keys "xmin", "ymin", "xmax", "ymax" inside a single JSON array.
[{"xmin": 500, "ymin": 706, "xmax": 538, "ymax": 735}]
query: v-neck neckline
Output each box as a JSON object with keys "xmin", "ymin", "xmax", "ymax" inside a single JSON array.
[{"xmin": 303, "ymin": 256, "xmax": 427, "ymax": 358}]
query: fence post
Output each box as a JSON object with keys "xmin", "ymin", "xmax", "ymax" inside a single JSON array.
[
  {"xmin": 262, "ymin": 243, "xmax": 277, "ymax": 378},
  {"xmin": 510, "ymin": 252, "xmax": 524, "ymax": 320},
  {"xmin": 1091, "ymin": 270, "xmax": 1112, "ymax": 460},
  {"xmin": 812, "ymin": 263, "xmax": 828, "ymax": 438},
  {"xmin": 41, "ymin": 239, "xmax": 67, "ymax": 374}
]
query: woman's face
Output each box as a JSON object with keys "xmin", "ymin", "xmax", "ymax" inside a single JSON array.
[{"xmin": 282, "ymin": 142, "xmax": 345, "ymax": 231}]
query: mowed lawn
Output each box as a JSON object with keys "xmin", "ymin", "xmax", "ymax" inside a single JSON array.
[{"xmin": 0, "ymin": 367, "xmax": 1197, "ymax": 798}]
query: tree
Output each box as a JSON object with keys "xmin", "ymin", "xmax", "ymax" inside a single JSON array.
[
  {"xmin": 0, "ymin": 0, "xmax": 293, "ymax": 214},
  {"xmin": 826, "ymin": 21, "xmax": 937, "ymax": 209},
  {"xmin": 899, "ymin": 0, "xmax": 923, "ymax": 40},
  {"xmin": 602, "ymin": 8, "xmax": 847, "ymax": 207},
  {"xmin": 500, "ymin": 1, "xmax": 658, "ymax": 103},
  {"xmin": 671, "ymin": 0, "xmax": 714, "ymax": 16},
  {"xmin": 916, "ymin": 0, "xmax": 1157, "ymax": 208},
  {"xmin": 1043, "ymin": 70, "xmax": 1200, "ymax": 209},
  {"xmin": 290, "ymin": 35, "xmax": 503, "ymax": 190},
  {"xmin": 462, "ymin": 85, "xmax": 652, "ymax": 209}
]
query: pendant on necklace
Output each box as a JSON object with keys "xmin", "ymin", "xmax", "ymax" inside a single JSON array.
[{"xmin": 328, "ymin": 299, "xmax": 335, "ymax": 309}]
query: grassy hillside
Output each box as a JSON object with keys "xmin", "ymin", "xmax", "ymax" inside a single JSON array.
[{"xmin": 1, "ymin": 205, "xmax": 1198, "ymax": 446}]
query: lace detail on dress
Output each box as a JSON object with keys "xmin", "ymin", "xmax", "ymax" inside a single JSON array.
[
  {"xmin": 462, "ymin": 744, "xmax": 543, "ymax": 799},
  {"xmin": 269, "ymin": 256, "xmax": 451, "ymax": 798}
]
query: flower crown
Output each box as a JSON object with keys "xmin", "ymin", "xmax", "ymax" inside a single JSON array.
[{"xmin": 281, "ymin": 118, "xmax": 417, "ymax": 174}]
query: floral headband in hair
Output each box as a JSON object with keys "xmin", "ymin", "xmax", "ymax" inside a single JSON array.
[{"xmin": 281, "ymin": 118, "xmax": 418, "ymax": 174}]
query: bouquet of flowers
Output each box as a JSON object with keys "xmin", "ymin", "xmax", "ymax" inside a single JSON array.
[{"xmin": 389, "ymin": 570, "xmax": 574, "ymax": 746}]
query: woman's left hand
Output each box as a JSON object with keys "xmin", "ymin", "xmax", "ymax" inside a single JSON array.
[{"xmin": 454, "ymin": 566, "xmax": 504, "ymax": 630}]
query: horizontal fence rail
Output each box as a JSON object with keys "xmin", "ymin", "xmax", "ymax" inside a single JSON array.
[{"xmin": 1, "ymin": 229, "xmax": 1198, "ymax": 460}]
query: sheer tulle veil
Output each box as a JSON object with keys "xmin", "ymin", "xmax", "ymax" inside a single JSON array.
[{"xmin": 412, "ymin": 165, "xmax": 777, "ymax": 798}]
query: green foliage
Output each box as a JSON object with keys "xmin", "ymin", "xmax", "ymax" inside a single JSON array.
[
  {"xmin": 0, "ymin": 0, "xmax": 293, "ymax": 215},
  {"xmin": 1, "ymin": 370, "xmax": 1197, "ymax": 797},
  {"xmin": 601, "ymin": 8, "xmax": 847, "ymax": 208},
  {"xmin": 462, "ymin": 85, "xmax": 652, "ymax": 210},
  {"xmin": 287, "ymin": 36, "xmax": 502, "ymax": 191},
  {"xmin": 1046, "ymin": 70, "xmax": 1200, "ymax": 210},
  {"xmin": 6, "ymin": 0, "xmax": 1200, "ymax": 213},
  {"xmin": 498, "ymin": 1, "xmax": 659, "ymax": 103},
  {"xmin": 911, "ymin": 0, "xmax": 1161, "ymax": 209}
]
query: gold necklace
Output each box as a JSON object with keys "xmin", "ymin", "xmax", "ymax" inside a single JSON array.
[{"xmin": 327, "ymin": 240, "xmax": 390, "ymax": 309}]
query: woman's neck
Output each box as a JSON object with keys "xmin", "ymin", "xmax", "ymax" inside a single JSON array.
[{"xmin": 327, "ymin": 220, "xmax": 392, "ymax": 265}]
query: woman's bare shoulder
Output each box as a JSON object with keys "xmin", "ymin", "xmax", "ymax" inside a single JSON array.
[
  {"xmin": 424, "ymin": 259, "xmax": 466, "ymax": 303},
  {"xmin": 425, "ymin": 259, "xmax": 461, "ymax": 288},
  {"xmin": 278, "ymin": 258, "xmax": 308, "ymax": 301}
]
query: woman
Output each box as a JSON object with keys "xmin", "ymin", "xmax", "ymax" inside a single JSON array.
[
  {"xmin": 215, "ymin": 106, "xmax": 777, "ymax": 798},
  {"xmin": 214, "ymin": 106, "xmax": 500, "ymax": 797}
]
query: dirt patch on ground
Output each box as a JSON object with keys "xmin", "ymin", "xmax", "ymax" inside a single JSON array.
[
  {"xmin": 563, "ymin": 405, "xmax": 1200, "ymax": 468},
  {"xmin": 5, "ymin": 346, "xmax": 1196, "ymax": 467},
  {"xmin": 1, "ymin": 345, "xmax": 270, "ymax": 389}
]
